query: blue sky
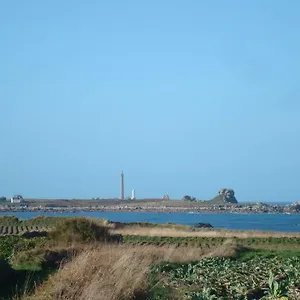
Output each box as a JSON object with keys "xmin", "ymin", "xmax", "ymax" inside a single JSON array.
[{"xmin": 1, "ymin": 1, "xmax": 300, "ymax": 202}]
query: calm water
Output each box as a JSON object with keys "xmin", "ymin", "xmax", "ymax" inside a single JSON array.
[{"xmin": 0, "ymin": 211, "xmax": 300, "ymax": 232}]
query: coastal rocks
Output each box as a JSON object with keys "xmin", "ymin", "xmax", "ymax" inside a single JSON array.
[
  {"xmin": 287, "ymin": 202, "xmax": 300, "ymax": 212},
  {"xmin": 218, "ymin": 189, "xmax": 238, "ymax": 203},
  {"xmin": 194, "ymin": 223, "xmax": 213, "ymax": 228},
  {"xmin": 210, "ymin": 189, "xmax": 238, "ymax": 204}
]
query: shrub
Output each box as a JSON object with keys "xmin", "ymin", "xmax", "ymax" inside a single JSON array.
[
  {"xmin": 0, "ymin": 216, "xmax": 20, "ymax": 226},
  {"xmin": 0, "ymin": 236, "xmax": 45, "ymax": 262},
  {"xmin": 11, "ymin": 248, "xmax": 76, "ymax": 270},
  {"xmin": 49, "ymin": 218, "xmax": 111, "ymax": 245},
  {"xmin": 11, "ymin": 248, "xmax": 45, "ymax": 269}
]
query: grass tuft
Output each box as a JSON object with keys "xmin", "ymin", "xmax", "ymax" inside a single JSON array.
[{"xmin": 48, "ymin": 218, "xmax": 111, "ymax": 245}]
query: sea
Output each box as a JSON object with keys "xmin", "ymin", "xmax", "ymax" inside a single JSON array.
[{"xmin": 0, "ymin": 211, "xmax": 299, "ymax": 232}]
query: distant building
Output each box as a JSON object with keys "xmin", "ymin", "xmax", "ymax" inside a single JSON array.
[
  {"xmin": 131, "ymin": 189, "xmax": 136, "ymax": 200},
  {"xmin": 11, "ymin": 195, "xmax": 23, "ymax": 203},
  {"xmin": 120, "ymin": 172, "xmax": 124, "ymax": 200}
]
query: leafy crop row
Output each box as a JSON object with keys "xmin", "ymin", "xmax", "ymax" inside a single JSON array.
[
  {"xmin": 151, "ymin": 256, "xmax": 300, "ymax": 299},
  {"xmin": 123, "ymin": 235, "xmax": 300, "ymax": 248},
  {"xmin": 0, "ymin": 225, "xmax": 49, "ymax": 235},
  {"xmin": 0, "ymin": 216, "xmax": 109, "ymax": 234},
  {"xmin": 0, "ymin": 216, "xmax": 63, "ymax": 227}
]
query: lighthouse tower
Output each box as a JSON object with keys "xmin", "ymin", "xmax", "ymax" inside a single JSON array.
[
  {"xmin": 131, "ymin": 189, "xmax": 136, "ymax": 200},
  {"xmin": 120, "ymin": 171, "xmax": 124, "ymax": 200}
]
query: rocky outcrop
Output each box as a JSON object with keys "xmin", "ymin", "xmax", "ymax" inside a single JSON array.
[
  {"xmin": 289, "ymin": 202, "xmax": 300, "ymax": 212},
  {"xmin": 194, "ymin": 223, "xmax": 213, "ymax": 228},
  {"xmin": 219, "ymin": 189, "xmax": 238, "ymax": 203},
  {"xmin": 210, "ymin": 189, "xmax": 238, "ymax": 204}
]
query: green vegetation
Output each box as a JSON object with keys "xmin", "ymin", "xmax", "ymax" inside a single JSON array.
[
  {"xmin": 0, "ymin": 236, "xmax": 45, "ymax": 261},
  {"xmin": 49, "ymin": 217, "xmax": 111, "ymax": 245},
  {"xmin": 182, "ymin": 195, "xmax": 197, "ymax": 202},
  {"xmin": 149, "ymin": 254, "xmax": 300, "ymax": 299},
  {"xmin": 0, "ymin": 236, "xmax": 50, "ymax": 298},
  {"xmin": 0, "ymin": 216, "xmax": 109, "ymax": 235},
  {"xmin": 0, "ymin": 218, "xmax": 113, "ymax": 299},
  {"xmin": 1, "ymin": 216, "xmax": 300, "ymax": 299},
  {"xmin": 0, "ymin": 216, "xmax": 198, "ymax": 235},
  {"xmin": 123, "ymin": 235, "xmax": 300, "ymax": 251}
]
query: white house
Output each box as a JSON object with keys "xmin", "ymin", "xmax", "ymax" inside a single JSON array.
[{"xmin": 11, "ymin": 195, "xmax": 24, "ymax": 203}]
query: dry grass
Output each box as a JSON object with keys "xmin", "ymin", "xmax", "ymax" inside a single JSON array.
[
  {"xmin": 202, "ymin": 239, "xmax": 242, "ymax": 258},
  {"xmin": 26, "ymin": 242, "xmax": 238, "ymax": 300},
  {"xmin": 112, "ymin": 227, "xmax": 300, "ymax": 238}
]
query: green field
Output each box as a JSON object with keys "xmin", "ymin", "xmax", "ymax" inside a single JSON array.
[
  {"xmin": 0, "ymin": 225, "xmax": 48, "ymax": 235},
  {"xmin": 150, "ymin": 254, "xmax": 300, "ymax": 299},
  {"xmin": 0, "ymin": 216, "xmax": 108, "ymax": 235},
  {"xmin": 123, "ymin": 235, "xmax": 300, "ymax": 251}
]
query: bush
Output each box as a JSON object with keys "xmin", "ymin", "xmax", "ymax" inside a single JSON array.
[
  {"xmin": 11, "ymin": 248, "xmax": 76, "ymax": 270},
  {"xmin": 11, "ymin": 248, "xmax": 45, "ymax": 269},
  {"xmin": 0, "ymin": 216, "xmax": 20, "ymax": 226},
  {"xmin": 182, "ymin": 195, "xmax": 197, "ymax": 202},
  {"xmin": 49, "ymin": 218, "xmax": 111, "ymax": 245}
]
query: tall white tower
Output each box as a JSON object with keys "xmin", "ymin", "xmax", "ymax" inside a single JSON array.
[
  {"xmin": 120, "ymin": 172, "xmax": 124, "ymax": 200},
  {"xmin": 131, "ymin": 189, "xmax": 136, "ymax": 200}
]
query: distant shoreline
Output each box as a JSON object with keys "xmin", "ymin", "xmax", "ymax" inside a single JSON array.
[
  {"xmin": 0, "ymin": 198, "xmax": 299, "ymax": 214},
  {"xmin": 0, "ymin": 206, "xmax": 299, "ymax": 214}
]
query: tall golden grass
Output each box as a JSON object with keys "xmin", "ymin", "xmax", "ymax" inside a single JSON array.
[{"xmin": 26, "ymin": 241, "xmax": 239, "ymax": 300}]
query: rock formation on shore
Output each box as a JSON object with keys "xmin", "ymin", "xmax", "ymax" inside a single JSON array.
[
  {"xmin": 210, "ymin": 189, "xmax": 238, "ymax": 204},
  {"xmin": 194, "ymin": 223, "xmax": 213, "ymax": 228},
  {"xmin": 289, "ymin": 202, "xmax": 300, "ymax": 212}
]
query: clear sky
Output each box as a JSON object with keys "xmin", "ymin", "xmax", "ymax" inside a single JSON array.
[{"xmin": 1, "ymin": 1, "xmax": 300, "ymax": 202}]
